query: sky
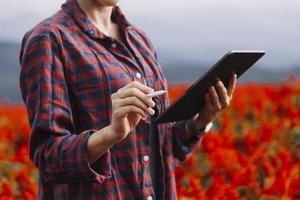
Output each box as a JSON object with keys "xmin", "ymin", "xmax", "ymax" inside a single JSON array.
[{"xmin": 0, "ymin": 0, "xmax": 300, "ymax": 70}]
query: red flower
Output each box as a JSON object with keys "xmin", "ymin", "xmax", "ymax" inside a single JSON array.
[
  {"xmin": 288, "ymin": 178, "xmax": 300, "ymax": 199},
  {"xmin": 0, "ymin": 180, "xmax": 13, "ymax": 199}
]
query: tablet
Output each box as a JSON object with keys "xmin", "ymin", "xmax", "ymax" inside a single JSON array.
[{"xmin": 155, "ymin": 50, "xmax": 265, "ymax": 124}]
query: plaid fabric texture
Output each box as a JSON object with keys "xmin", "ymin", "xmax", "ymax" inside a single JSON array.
[{"xmin": 19, "ymin": 0, "xmax": 203, "ymax": 199}]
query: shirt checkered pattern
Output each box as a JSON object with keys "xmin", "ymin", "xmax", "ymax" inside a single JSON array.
[{"xmin": 19, "ymin": 0, "xmax": 203, "ymax": 199}]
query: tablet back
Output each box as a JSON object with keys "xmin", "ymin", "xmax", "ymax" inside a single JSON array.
[{"xmin": 155, "ymin": 51, "xmax": 265, "ymax": 124}]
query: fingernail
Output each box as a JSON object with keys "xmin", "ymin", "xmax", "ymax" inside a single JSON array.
[
  {"xmin": 149, "ymin": 100, "xmax": 156, "ymax": 107},
  {"xmin": 149, "ymin": 108, "xmax": 155, "ymax": 115}
]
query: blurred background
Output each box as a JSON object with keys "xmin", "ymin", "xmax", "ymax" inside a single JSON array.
[{"xmin": 0, "ymin": 0, "xmax": 300, "ymax": 102}]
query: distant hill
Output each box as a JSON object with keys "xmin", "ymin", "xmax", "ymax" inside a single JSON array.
[
  {"xmin": 0, "ymin": 41, "xmax": 299, "ymax": 102},
  {"xmin": 0, "ymin": 42, "xmax": 22, "ymax": 102},
  {"xmin": 160, "ymin": 64, "xmax": 300, "ymax": 83}
]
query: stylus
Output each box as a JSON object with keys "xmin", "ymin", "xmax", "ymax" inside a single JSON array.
[{"xmin": 147, "ymin": 90, "xmax": 167, "ymax": 98}]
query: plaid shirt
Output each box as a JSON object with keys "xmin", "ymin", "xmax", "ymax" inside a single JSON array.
[{"xmin": 19, "ymin": 0, "xmax": 203, "ymax": 199}]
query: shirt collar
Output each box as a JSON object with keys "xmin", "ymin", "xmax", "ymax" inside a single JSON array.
[{"xmin": 62, "ymin": 0, "xmax": 132, "ymax": 39}]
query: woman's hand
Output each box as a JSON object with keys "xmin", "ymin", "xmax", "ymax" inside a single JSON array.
[
  {"xmin": 194, "ymin": 74, "xmax": 237, "ymax": 129},
  {"xmin": 109, "ymin": 81, "xmax": 156, "ymax": 143}
]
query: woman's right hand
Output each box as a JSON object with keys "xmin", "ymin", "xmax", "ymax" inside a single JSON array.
[{"xmin": 109, "ymin": 81, "xmax": 156, "ymax": 143}]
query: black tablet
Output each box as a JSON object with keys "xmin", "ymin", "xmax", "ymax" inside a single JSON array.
[{"xmin": 155, "ymin": 50, "xmax": 265, "ymax": 124}]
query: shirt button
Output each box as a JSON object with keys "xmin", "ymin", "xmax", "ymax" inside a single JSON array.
[
  {"xmin": 111, "ymin": 43, "xmax": 117, "ymax": 49},
  {"xmin": 136, "ymin": 72, "xmax": 142, "ymax": 79},
  {"xmin": 143, "ymin": 155, "xmax": 149, "ymax": 162},
  {"xmin": 88, "ymin": 29, "xmax": 95, "ymax": 35},
  {"xmin": 146, "ymin": 195, "xmax": 153, "ymax": 200}
]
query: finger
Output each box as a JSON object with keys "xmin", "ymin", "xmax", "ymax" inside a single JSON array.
[
  {"xmin": 116, "ymin": 96, "xmax": 155, "ymax": 115},
  {"xmin": 204, "ymin": 93, "xmax": 215, "ymax": 112},
  {"xmin": 228, "ymin": 74, "xmax": 237, "ymax": 99},
  {"xmin": 208, "ymin": 86, "xmax": 222, "ymax": 111},
  {"xmin": 118, "ymin": 81, "xmax": 154, "ymax": 94},
  {"xmin": 116, "ymin": 87, "xmax": 156, "ymax": 108},
  {"xmin": 215, "ymin": 81, "xmax": 230, "ymax": 107},
  {"xmin": 115, "ymin": 105, "xmax": 147, "ymax": 119}
]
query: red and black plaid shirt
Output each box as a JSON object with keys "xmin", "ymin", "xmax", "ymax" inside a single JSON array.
[{"xmin": 19, "ymin": 0, "xmax": 203, "ymax": 199}]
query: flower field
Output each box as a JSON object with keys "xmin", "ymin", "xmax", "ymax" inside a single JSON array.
[
  {"xmin": 0, "ymin": 104, "xmax": 37, "ymax": 199},
  {"xmin": 170, "ymin": 81, "xmax": 300, "ymax": 199},
  {"xmin": 1, "ymin": 81, "xmax": 300, "ymax": 199}
]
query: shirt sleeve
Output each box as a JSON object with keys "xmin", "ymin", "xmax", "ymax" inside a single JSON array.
[
  {"xmin": 161, "ymin": 77, "xmax": 204, "ymax": 162},
  {"xmin": 171, "ymin": 120, "xmax": 205, "ymax": 162},
  {"xmin": 158, "ymin": 68, "xmax": 204, "ymax": 162},
  {"xmin": 19, "ymin": 34, "xmax": 111, "ymax": 184}
]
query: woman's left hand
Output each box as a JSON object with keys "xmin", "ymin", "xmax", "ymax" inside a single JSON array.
[{"xmin": 194, "ymin": 74, "xmax": 237, "ymax": 129}]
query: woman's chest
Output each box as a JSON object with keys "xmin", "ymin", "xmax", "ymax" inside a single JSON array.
[{"xmin": 59, "ymin": 36, "xmax": 167, "ymax": 127}]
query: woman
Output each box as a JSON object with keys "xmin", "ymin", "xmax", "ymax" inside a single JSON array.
[{"xmin": 19, "ymin": 0, "xmax": 236, "ymax": 199}]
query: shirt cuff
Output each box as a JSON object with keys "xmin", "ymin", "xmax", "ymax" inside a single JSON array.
[
  {"xmin": 185, "ymin": 119, "xmax": 213, "ymax": 139},
  {"xmin": 83, "ymin": 130, "xmax": 112, "ymax": 183},
  {"xmin": 40, "ymin": 130, "xmax": 112, "ymax": 184}
]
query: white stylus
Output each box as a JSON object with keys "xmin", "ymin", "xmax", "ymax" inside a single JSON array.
[{"xmin": 147, "ymin": 90, "xmax": 167, "ymax": 98}]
